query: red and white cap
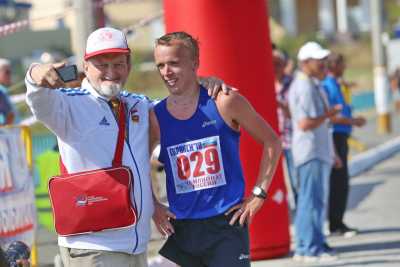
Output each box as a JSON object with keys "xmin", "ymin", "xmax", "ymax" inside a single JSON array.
[{"xmin": 84, "ymin": 27, "xmax": 130, "ymax": 60}]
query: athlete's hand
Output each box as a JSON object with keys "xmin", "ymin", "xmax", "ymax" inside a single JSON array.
[
  {"xmin": 225, "ymin": 196, "xmax": 265, "ymax": 226},
  {"xmin": 198, "ymin": 76, "xmax": 237, "ymax": 99},
  {"xmin": 152, "ymin": 201, "xmax": 176, "ymax": 237},
  {"xmin": 30, "ymin": 62, "xmax": 66, "ymax": 89}
]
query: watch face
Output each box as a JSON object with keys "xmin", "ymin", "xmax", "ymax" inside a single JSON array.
[{"xmin": 253, "ymin": 187, "xmax": 261, "ymax": 195}]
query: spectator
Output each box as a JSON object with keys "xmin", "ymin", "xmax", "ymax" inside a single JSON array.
[
  {"xmin": 272, "ymin": 49, "xmax": 297, "ymax": 209},
  {"xmin": 389, "ymin": 67, "xmax": 400, "ymax": 112},
  {"xmin": 322, "ymin": 53, "xmax": 366, "ymax": 237},
  {"xmin": 0, "ymin": 58, "xmax": 16, "ymax": 125},
  {"xmin": 288, "ymin": 41, "xmax": 340, "ymax": 263},
  {"xmin": 0, "ymin": 241, "xmax": 30, "ymax": 267}
]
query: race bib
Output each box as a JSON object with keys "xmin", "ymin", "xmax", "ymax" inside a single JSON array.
[{"xmin": 167, "ymin": 136, "xmax": 226, "ymax": 194}]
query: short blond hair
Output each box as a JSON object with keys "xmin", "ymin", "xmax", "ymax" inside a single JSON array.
[{"xmin": 155, "ymin": 32, "xmax": 199, "ymax": 62}]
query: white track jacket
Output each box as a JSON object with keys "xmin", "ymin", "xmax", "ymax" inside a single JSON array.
[{"xmin": 25, "ymin": 72, "xmax": 154, "ymax": 255}]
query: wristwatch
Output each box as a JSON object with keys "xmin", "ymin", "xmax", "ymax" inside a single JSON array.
[{"xmin": 252, "ymin": 186, "xmax": 267, "ymax": 199}]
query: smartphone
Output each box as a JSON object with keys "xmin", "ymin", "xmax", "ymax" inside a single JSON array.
[{"xmin": 56, "ymin": 65, "xmax": 78, "ymax": 82}]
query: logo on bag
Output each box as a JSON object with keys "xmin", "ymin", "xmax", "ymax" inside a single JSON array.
[
  {"xmin": 75, "ymin": 195, "xmax": 108, "ymax": 207},
  {"xmin": 76, "ymin": 195, "xmax": 88, "ymax": 206}
]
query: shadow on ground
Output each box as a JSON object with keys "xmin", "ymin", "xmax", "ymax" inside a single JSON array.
[
  {"xmin": 336, "ymin": 239, "xmax": 400, "ymax": 254},
  {"xmin": 347, "ymin": 181, "xmax": 382, "ymax": 210}
]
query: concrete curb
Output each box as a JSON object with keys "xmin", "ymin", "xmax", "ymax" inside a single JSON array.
[{"xmin": 349, "ymin": 135, "xmax": 400, "ymax": 177}]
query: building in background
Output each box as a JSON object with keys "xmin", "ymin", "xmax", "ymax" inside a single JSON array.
[
  {"xmin": 0, "ymin": 0, "xmax": 31, "ymax": 25},
  {"xmin": 268, "ymin": 0, "xmax": 371, "ymax": 38}
]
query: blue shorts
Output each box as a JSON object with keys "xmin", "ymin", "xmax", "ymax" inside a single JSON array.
[{"xmin": 159, "ymin": 213, "xmax": 250, "ymax": 267}]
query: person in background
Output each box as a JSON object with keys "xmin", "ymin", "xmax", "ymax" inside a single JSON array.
[
  {"xmin": 389, "ymin": 67, "xmax": 400, "ymax": 112},
  {"xmin": 322, "ymin": 53, "xmax": 366, "ymax": 237},
  {"xmin": 0, "ymin": 58, "xmax": 16, "ymax": 125},
  {"xmin": 0, "ymin": 241, "xmax": 30, "ymax": 267},
  {"xmin": 289, "ymin": 41, "xmax": 340, "ymax": 263},
  {"xmin": 272, "ymin": 48, "xmax": 297, "ymax": 209}
]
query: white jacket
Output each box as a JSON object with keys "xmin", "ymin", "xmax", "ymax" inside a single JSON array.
[{"xmin": 25, "ymin": 73, "xmax": 154, "ymax": 255}]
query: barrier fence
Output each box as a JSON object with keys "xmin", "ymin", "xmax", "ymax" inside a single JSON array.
[{"xmin": 0, "ymin": 125, "xmax": 37, "ymax": 266}]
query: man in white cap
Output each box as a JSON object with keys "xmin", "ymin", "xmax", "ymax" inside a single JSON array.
[
  {"xmin": 288, "ymin": 41, "xmax": 340, "ymax": 263},
  {"xmin": 25, "ymin": 27, "xmax": 228, "ymax": 267},
  {"xmin": 0, "ymin": 58, "xmax": 16, "ymax": 125}
]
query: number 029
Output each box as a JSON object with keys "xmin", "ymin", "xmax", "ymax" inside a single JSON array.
[{"xmin": 176, "ymin": 147, "xmax": 221, "ymax": 180}]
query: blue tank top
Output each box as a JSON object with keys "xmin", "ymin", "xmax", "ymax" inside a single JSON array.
[{"xmin": 154, "ymin": 87, "xmax": 245, "ymax": 219}]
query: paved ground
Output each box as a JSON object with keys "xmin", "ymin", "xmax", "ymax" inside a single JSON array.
[
  {"xmin": 34, "ymin": 110, "xmax": 400, "ymax": 266},
  {"xmin": 252, "ymin": 152, "xmax": 400, "ymax": 267}
]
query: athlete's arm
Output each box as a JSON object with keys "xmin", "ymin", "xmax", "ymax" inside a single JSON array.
[
  {"xmin": 149, "ymin": 109, "xmax": 176, "ymax": 236},
  {"xmin": 217, "ymin": 91, "xmax": 282, "ymax": 226}
]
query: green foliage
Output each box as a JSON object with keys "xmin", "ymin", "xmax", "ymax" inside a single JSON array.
[
  {"xmin": 385, "ymin": 0, "xmax": 400, "ymax": 34},
  {"xmin": 125, "ymin": 49, "xmax": 167, "ymax": 100},
  {"xmin": 275, "ymin": 33, "xmax": 328, "ymax": 60},
  {"xmin": 274, "ymin": 32, "xmax": 373, "ymax": 91}
]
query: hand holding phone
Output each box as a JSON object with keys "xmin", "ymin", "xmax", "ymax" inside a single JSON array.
[{"xmin": 55, "ymin": 65, "xmax": 78, "ymax": 83}]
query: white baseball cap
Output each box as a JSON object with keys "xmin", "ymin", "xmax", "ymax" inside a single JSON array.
[
  {"xmin": 0, "ymin": 58, "xmax": 10, "ymax": 68},
  {"xmin": 84, "ymin": 27, "xmax": 130, "ymax": 60},
  {"xmin": 297, "ymin": 41, "xmax": 330, "ymax": 61}
]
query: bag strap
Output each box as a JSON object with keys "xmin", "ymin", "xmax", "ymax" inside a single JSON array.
[
  {"xmin": 59, "ymin": 100, "xmax": 126, "ymax": 174},
  {"xmin": 112, "ymin": 100, "xmax": 126, "ymax": 167}
]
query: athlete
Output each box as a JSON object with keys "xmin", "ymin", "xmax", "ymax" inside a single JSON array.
[{"xmin": 150, "ymin": 32, "xmax": 282, "ymax": 267}]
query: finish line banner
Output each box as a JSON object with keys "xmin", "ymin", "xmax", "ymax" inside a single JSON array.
[{"xmin": 0, "ymin": 127, "xmax": 36, "ymax": 248}]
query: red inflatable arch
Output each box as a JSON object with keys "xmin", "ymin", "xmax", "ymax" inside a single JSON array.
[{"xmin": 163, "ymin": 0, "xmax": 290, "ymax": 260}]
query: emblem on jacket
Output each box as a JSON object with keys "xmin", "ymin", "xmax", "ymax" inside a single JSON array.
[
  {"xmin": 99, "ymin": 116, "xmax": 110, "ymax": 126},
  {"xmin": 130, "ymin": 108, "xmax": 139, "ymax": 123}
]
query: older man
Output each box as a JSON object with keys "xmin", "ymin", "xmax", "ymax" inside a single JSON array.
[
  {"xmin": 26, "ymin": 27, "xmax": 227, "ymax": 267},
  {"xmin": 288, "ymin": 42, "xmax": 340, "ymax": 263}
]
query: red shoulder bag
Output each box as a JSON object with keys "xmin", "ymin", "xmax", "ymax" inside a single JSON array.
[{"xmin": 48, "ymin": 101, "xmax": 137, "ymax": 236}]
